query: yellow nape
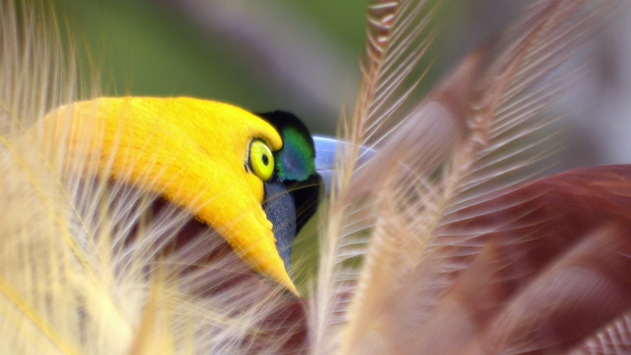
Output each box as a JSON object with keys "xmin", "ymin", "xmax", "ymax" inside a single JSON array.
[{"xmin": 40, "ymin": 97, "xmax": 297, "ymax": 295}]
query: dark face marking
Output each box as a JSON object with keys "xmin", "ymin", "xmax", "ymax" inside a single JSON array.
[
  {"xmin": 257, "ymin": 110, "xmax": 322, "ymax": 274},
  {"xmin": 257, "ymin": 111, "xmax": 316, "ymax": 182}
]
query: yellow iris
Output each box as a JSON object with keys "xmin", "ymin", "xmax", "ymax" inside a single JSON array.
[{"xmin": 249, "ymin": 139, "xmax": 275, "ymax": 181}]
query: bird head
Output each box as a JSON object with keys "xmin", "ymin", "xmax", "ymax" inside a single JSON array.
[{"xmin": 41, "ymin": 97, "xmax": 324, "ymax": 295}]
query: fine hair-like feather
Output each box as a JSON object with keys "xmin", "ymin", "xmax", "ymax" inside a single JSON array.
[
  {"xmin": 2, "ymin": 0, "xmax": 630, "ymax": 354},
  {"xmin": 314, "ymin": 0, "xmax": 630, "ymax": 354},
  {"xmin": 1, "ymin": 2, "xmax": 304, "ymax": 354}
]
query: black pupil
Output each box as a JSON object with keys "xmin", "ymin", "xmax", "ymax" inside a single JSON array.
[{"xmin": 262, "ymin": 154, "xmax": 269, "ymax": 166}]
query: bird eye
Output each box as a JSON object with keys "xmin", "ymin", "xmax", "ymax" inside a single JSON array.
[{"xmin": 249, "ymin": 139, "xmax": 274, "ymax": 181}]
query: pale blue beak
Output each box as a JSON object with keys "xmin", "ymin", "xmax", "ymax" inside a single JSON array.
[{"xmin": 313, "ymin": 135, "xmax": 376, "ymax": 194}]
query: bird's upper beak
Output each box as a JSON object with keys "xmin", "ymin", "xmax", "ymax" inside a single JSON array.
[{"xmin": 313, "ymin": 135, "xmax": 376, "ymax": 195}]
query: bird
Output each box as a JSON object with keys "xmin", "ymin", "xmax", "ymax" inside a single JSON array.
[
  {"xmin": 2, "ymin": 0, "xmax": 631, "ymax": 354},
  {"xmin": 17, "ymin": 96, "xmax": 329, "ymax": 353},
  {"xmin": 37, "ymin": 97, "xmax": 323, "ymax": 296}
]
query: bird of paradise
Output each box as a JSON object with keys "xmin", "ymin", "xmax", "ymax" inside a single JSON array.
[{"xmin": 0, "ymin": 0, "xmax": 629, "ymax": 354}]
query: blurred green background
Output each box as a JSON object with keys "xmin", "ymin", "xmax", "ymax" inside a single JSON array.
[
  {"xmin": 53, "ymin": 0, "xmax": 376, "ymax": 135},
  {"xmin": 51, "ymin": 0, "xmax": 526, "ymax": 135}
]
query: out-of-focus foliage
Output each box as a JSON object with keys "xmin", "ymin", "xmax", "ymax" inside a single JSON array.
[{"xmin": 52, "ymin": 0, "xmax": 371, "ymax": 134}]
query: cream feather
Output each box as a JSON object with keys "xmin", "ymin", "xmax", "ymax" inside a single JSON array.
[{"xmin": 1, "ymin": 2, "xmax": 303, "ymax": 354}]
